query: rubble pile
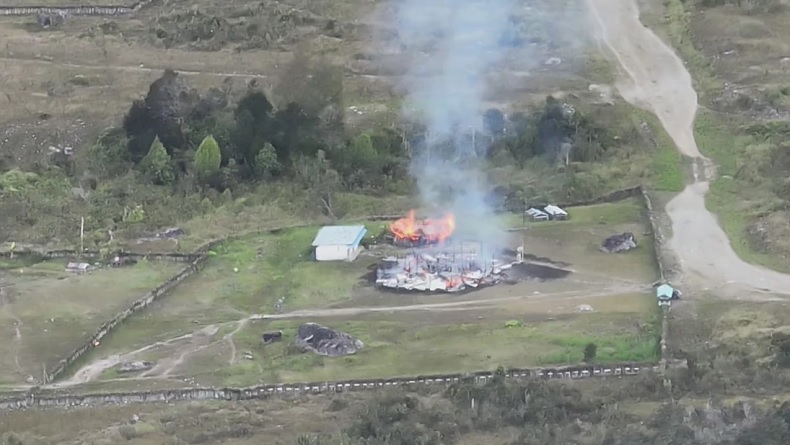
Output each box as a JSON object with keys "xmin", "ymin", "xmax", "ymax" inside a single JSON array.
[
  {"xmin": 599, "ymin": 232, "xmax": 637, "ymax": 253},
  {"xmin": 376, "ymin": 245, "xmax": 523, "ymax": 293},
  {"xmin": 295, "ymin": 323, "xmax": 363, "ymax": 357}
]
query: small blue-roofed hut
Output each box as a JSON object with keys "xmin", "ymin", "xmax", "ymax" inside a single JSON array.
[
  {"xmin": 311, "ymin": 225, "xmax": 367, "ymax": 262},
  {"xmin": 656, "ymin": 284, "xmax": 675, "ymax": 306}
]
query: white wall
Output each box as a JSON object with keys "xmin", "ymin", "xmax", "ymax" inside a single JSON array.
[
  {"xmin": 315, "ymin": 245, "xmax": 364, "ymax": 262},
  {"xmin": 315, "ymin": 245, "xmax": 350, "ymax": 261}
]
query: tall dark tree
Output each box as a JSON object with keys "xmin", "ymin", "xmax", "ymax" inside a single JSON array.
[
  {"xmin": 271, "ymin": 102, "xmax": 322, "ymax": 162},
  {"xmin": 483, "ymin": 108, "xmax": 506, "ymax": 136},
  {"xmin": 122, "ymin": 70, "xmax": 198, "ymax": 161},
  {"xmin": 231, "ymin": 91, "xmax": 275, "ymax": 166}
]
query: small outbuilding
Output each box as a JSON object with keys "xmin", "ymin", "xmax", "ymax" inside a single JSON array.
[
  {"xmin": 311, "ymin": 225, "xmax": 367, "ymax": 262},
  {"xmin": 544, "ymin": 205, "xmax": 568, "ymax": 220},
  {"xmin": 656, "ymin": 284, "xmax": 680, "ymax": 306},
  {"xmin": 526, "ymin": 207, "xmax": 549, "ymax": 221}
]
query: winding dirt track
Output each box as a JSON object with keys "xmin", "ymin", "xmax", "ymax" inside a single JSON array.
[
  {"xmin": 587, "ymin": 0, "xmax": 790, "ymax": 299},
  {"xmin": 49, "ymin": 283, "xmax": 647, "ymax": 388}
]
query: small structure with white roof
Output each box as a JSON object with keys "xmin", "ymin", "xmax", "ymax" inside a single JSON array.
[
  {"xmin": 656, "ymin": 284, "xmax": 681, "ymax": 307},
  {"xmin": 311, "ymin": 225, "xmax": 367, "ymax": 262},
  {"xmin": 544, "ymin": 205, "xmax": 568, "ymax": 220},
  {"xmin": 525, "ymin": 207, "xmax": 549, "ymax": 221}
]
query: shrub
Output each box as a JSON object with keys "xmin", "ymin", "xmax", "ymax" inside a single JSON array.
[
  {"xmin": 253, "ymin": 142, "xmax": 280, "ymax": 179},
  {"xmin": 194, "ymin": 135, "xmax": 222, "ymax": 181},
  {"xmin": 584, "ymin": 343, "xmax": 598, "ymax": 362},
  {"xmin": 138, "ymin": 136, "xmax": 175, "ymax": 185}
]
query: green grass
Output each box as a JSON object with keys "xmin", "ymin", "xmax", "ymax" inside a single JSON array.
[
  {"xmin": 652, "ymin": 0, "xmax": 790, "ymax": 273},
  {"xmin": 693, "ymin": 109, "xmax": 753, "ymax": 176},
  {"xmin": 0, "ymin": 256, "xmax": 45, "ymax": 270},
  {"xmin": 184, "ymin": 308, "xmax": 660, "ymax": 386},
  {"xmin": 207, "ymin": 223, "xmax": 386, "ymax": 312},
  {"xmin": 634, "ymin": 110, "xmax": 687, "ymax": 191},
  {"xmin": 693, "ymin": 101, "xmax": 790, "ymax": 273},
  {"xmin": 59, "ymin": 200, "xmax": 660, "ymax": 385},
  {"xmin": 0, "ymin": 260, "xmax": 183, "ymax": 382},
  {"xmin": 661, "ymin": 0, "xmax": 722, "ymax": 97},
  {"xmin": 59, "ymin": 222, "xmax": 383, "ymax": 375},
  {"xmin": 500, "ymin": 197, "xmax": 649, "ymax": 228}
]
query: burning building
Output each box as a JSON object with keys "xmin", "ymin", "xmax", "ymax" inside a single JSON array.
[
  {"xmin": 388, "ymin": 210, "xmax": 456, "ymax": 247},
  {"xmin": 375, "ymin": 243, "xmax": 524, "ymax": 293}
]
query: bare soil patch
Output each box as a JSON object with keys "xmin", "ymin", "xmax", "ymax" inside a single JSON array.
[{"xmin": 0, "ymin": 259, "xmax": 180, "ymax": 385}]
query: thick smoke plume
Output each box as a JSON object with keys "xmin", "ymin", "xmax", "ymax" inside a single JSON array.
[{"xmin": 391, "ymin": 0, "xmax": 520, "ymax": 250}]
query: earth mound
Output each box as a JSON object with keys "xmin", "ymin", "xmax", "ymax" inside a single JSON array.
[{"xmin": 295, "ymin": 323, "xmax": 363, "ymax": 357}]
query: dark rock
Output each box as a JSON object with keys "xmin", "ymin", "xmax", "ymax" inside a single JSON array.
[
  {"xmin": 37, "ymin": 12, "xmax": 66, "ymax": 29},
  {"xmin": 600, "ymin": 232, "xmax": 637, "ymax": 253},
  {"xmin": 262, "ymin": 331, "xmax": 283, "ymax": 345},
  {"xmin": 295, "ymin": 323, "xmax": 363, "ymax": 357},
  {"xmin": 159, "ymin": 227, "xmax": 185, "ymax": 239}
]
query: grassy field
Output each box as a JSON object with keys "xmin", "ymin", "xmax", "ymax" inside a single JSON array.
[
  {"xmin": 0, "ymin": 259, "xmax": 181, "ymax": 385},
  {"xmin": 54, "ymin": 199, "xmax": 661, "ymax": 387},
  {"xmin": 645, "ymin": 0, "xmax": 790, "ymax": 273}
]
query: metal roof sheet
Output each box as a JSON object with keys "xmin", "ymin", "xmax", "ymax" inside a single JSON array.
[
  {"xmin": 544, "ymin": 205, "xmax": 567, "ymax": 215},
  {"xmin": 526, "ymin": 208, "xmax": 548, "ymax": 216},
  {"xmin": 311, "ymin": 225, "xmax": 367, "ymax": 247},
  {"xmin": 656, "ymin": 284, "xmax": 674, "ymax": 297}
]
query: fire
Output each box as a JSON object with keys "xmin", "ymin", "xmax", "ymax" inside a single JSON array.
[{"xmin": 389, "ymin": 210, "xmax": 456, "ymax": 244}]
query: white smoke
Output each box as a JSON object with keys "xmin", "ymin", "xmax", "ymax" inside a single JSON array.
[{"xmin": 392, "ymin": 0, "xmax": 521, "ymax": 249}]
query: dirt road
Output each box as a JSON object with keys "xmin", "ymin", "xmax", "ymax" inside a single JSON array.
[{"xmin": 587, "ymin": 0, "xmax": 790, "ymax": 298}]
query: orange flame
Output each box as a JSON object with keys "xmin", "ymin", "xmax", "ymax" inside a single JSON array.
[{"xmin": 390, "ymin": 210, "xmax": 456, "ymax": 244}]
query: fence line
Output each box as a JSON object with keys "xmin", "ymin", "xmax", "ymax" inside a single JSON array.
[
  {"xmin": 0, "ymin": 249, "xmax": 200, "ymax": 263},
  {"xmin": 1, "ymin": 362, "xmax": 665, "ymax": 410},
  {"xmin": 0, "ymin": 0, "xmax": 155, "ymax": 16},
  {"xmin": 2, "ymin": 186, "xmax": 670, "ymax": 391},
  {"xmin": 43, "ymin": 255, "xmax": 210, "ymax": 382},
  {"xmin": 640, "ymin": 188, "xmax": 665, "ymax": 282},
  {"xmin": 639, "ymin": 187, "xmax": 673, "ymax": 369}
]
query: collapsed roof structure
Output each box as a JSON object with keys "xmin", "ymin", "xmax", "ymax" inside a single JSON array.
[{"xmin": 375, "ymin": 243, "xmax": 524, "ymax": 293}]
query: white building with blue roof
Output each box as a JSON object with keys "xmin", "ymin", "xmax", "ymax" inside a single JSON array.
[{"xmin": 311, "ymin": 225, "xmax": 368, "ymax": 262}]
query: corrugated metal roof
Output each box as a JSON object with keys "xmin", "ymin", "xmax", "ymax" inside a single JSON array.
[
  {"xmin": 311, "ymin": 225, "xmax": 367, "ymax": 247},
  {"xmin": 526, "ymin": 208, "xmax": 548, "ymax": 216},
  {"xmin": 656, "ymin": 284, "xmax": 674, "ymax": 298},
  {"xmin": 544, "ymin": 205, "xmax": 567, "ymax": 215}
]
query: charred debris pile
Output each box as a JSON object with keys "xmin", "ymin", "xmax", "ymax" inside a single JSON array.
[
  {"xmin": 375, "ymin": 243, "xmax": 523, "ymax": 292},
  {"xmin": 373, "ymin": 210, "xmax": 571, "ymax": 293}
]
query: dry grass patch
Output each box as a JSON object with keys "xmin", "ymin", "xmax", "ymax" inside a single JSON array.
[{"xmin": 0, "ymin": 259, "xmax": 181, "ymax": 384}]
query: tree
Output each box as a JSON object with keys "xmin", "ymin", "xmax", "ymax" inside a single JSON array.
[
  {"xmin": 138, "ymin": 136, "xmax": 175, "ymax": 185},
  {"xmin": 483, "ymin": 108, "xmax": 506, "ymax": 136},
  {"xmin": 85, "ymin": 127, "xmax": 130, "ymax": 177},
  {"xmin": 351, "ymin": 133, "xmax": 377, "ymax": 163},
  {"xmin": 293, "ymin": 150, "xmax": 342, "ymax": 218},
  {"xmin": 583, "ymin": 343, "xmax": 597, "ymax": 362},
  {"xmin": 271, "ymin": 102, "xmax": 323, "ymax": 162},
  {"xmin": 253, "ymin": 143, "xmax": 280, "ymax": 179},
  {"xmin": 123, "ymin": 70, "xmax": 197, "ymax": 160},
  {"xmin": 231, "ymin": 91, "xmax": 275, "ymax": 165},
  {"xmin": 194, "ymin": 135, "xmax": 222, "ymax": 182}
]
